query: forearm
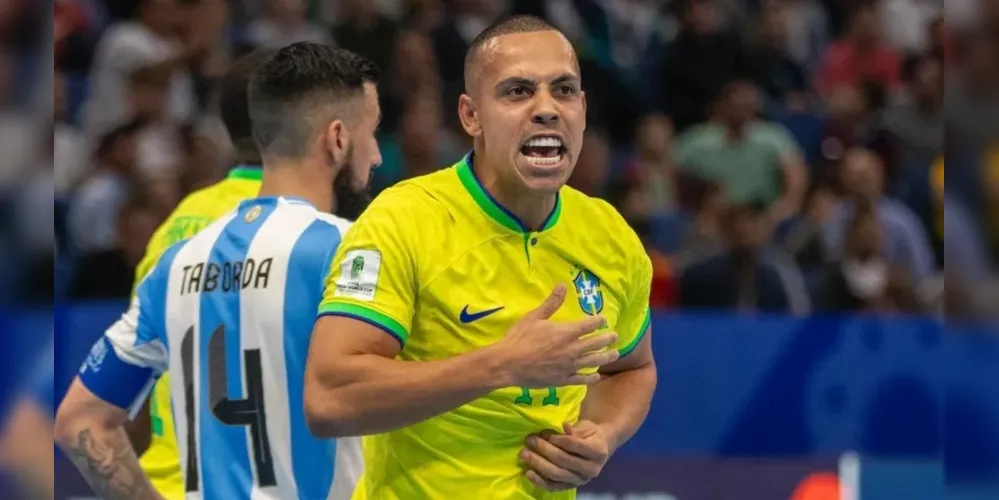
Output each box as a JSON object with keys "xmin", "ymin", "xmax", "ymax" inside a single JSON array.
[
  {"xmin": 579, "ymin": 363, "xmax": 657, "ymax": 453},
  {"xmin": 55, "ymin": 419, "xmax": 161, "ymax": 500},
  {"xmin": 306, "ymin": 346, "xmax": 509, "ymax": 437}
]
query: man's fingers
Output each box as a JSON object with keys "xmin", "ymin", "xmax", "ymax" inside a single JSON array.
[
  {"xmin": 564, "ymin": 315, "xmax": 607, "ymax": 336},
  {"xmin": 573, "ymin": 332, "xmax": 619, "ymax": 355},
  {"xmin": 520, "ymin": 449, "xmax": 583, "ymax": 486},
  {"xmin": 525, "ymin": 285, "xmax": 567, "ymax": 321},
  {"xmin": 565, "ymin": 372, "xmax": 602, "ymax": 386},
  {"xmin": 525, "ymin": 469, "xmax": 574, "ymax": 491},
  {"xmin": 542, "ymin": 433, "xmax": 608, "ymax": 462},
  {"xmin": 526, "ymin": 435, "xmax": 599, "ymax": 478},
  {"xmin": 573, "ymin": 349, "xmax": 620, "ymax": 371}
]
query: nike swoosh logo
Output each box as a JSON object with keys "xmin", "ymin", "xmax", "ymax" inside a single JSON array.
[{"xmin": 459, "ymin": 305, "xmax": 505, "ymax": 323}]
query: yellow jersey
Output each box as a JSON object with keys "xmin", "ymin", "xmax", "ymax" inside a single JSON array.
[
  {"xmin": 134, "ymin": 166, "xmax": 263, "ymax": 499},
  {"xmin": 319, "ymin": 154, "xmax": 652, "ymax": 500}
]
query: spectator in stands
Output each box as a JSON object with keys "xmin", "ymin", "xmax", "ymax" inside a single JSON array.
[
  {"xmin": 247, "ymin": 0, "xmax": 330, "ymax": 49},
  {"xmin": 815, "ymin": 197, "xmax": 923, "ymax": 313},
  {"xmin": 673, "ymin": 176, "xmax": 727, "ymax": 270},
  {"xmin": 777, "ymin": 181, "xmax": 837, "ymax": 271},
  {"xmin": 658, "ymin": 0, "xmax": 753, "ymax": 132},
  {"xmin": 781, "ymin": 0, "xmax": 829, "ymax": 70},
  {"xmin": 54, "ymin": 70, "xmax": 88, "ymax": 195},
  {"xmin": 0, "ymin": 49, "xmax": 37, "ymax": 188},
  {"xmin": 68, "ymin": 198, "xmax": 160, "ymax": 300},
  {"xmin": 568, "ymin": 129, "xmax": 612, "ymax": 197},
  {"xmin": 816, "ymin": 82, "xmax": 894, "ymax": 177},
  {"xmin": 883, "ymin": 52, "xmax": 944, "ymax": 177},
  {"xmin": 878, "ymin": 0, "xmax": 941, "ymax": 55},
  {"xmin": 823, "ymin": 147, "xmax": 935, "ymax": 282},
  {"xmin": 946, "ymin": 28, "xmax": 999, "ymax": 154},
  {"xmin": 751, "ymin": 0, "xmax": 809, "ymax": 114},
  {"xmin": 84, "ymin": 0, "xmax": 216, "ymax": 137},
  {"xmin": 628, "ymin": 115, "xmax": 677, "ymax": 215},
  {"xmin": 814, "ymin": 1, "xmax": 901, "ymax": 98},
  {"xmin": 334, "ymin": 0, "xmax": 403, "ymax": 131},
  {"xmin": 67, "ymin": 119, "xmax": 143, "ymax": 255},
  {"xmin": 674, "ymin": 79, "xmax": 807, "ymax": 223},
  {"xmin": 680, "ymin": 201, "xmax": 810, "ymax": 313},
  {"xmin": 432, "ymin": 0, "xmax": 502, "ymax": 118},
  {"xmin": 127, "ymin": 64, "xmax": 185, "ymax": 180}
]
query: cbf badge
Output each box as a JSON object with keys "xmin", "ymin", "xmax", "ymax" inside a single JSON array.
[{"xmin": 573, "ymin": 269, "xmax": 604, "ymax": 315}]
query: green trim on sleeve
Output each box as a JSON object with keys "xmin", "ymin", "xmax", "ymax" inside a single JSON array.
[
  {"xmin": 318, "ymin": 302, "xmax": 409, "ymax": 344},
  {"xmin": 618, "ymin": 308, "xmax": 651, "ymax": 357}
]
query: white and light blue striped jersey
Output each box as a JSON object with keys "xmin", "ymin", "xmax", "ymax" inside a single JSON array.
[{"xmin": 78, "ymin": 196, "xmax": 362, "ymax": 500}]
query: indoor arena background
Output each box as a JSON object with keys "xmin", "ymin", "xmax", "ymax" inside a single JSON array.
[{"xmin": 2, "ymin": 0, "xmax": 999, "ymax": 498}]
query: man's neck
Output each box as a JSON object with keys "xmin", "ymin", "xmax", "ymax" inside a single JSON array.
[
  {"xmin": 475, "ymin": 155, "xmax": 557, "ymax": 231},
  {"xmin": 257, "ymin": 159, "xmax": 333, "ymax": 213}
]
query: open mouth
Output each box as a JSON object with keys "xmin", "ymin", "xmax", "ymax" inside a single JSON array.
[{"xmin": 519, "ymin": 135, "xmax": 566, "ymax": 167}]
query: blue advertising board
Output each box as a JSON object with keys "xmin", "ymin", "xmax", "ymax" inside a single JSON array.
[{"xmin": 2, "ymin": 304, "xmax": 997, "ymax": 499}]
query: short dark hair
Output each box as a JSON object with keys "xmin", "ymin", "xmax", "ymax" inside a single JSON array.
[
  {"xmin": 248, "ymin": 42, "xmax": 379, "ymax": 159},
  {"xmin": 463, "ymin": 15, "xmax": 563, "ymax": 93},
  {"xmin": 217, "ymin": 48, "xmax": 278, "ymax": 160}
]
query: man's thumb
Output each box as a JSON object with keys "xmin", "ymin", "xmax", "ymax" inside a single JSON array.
[{"xmin": 527, "ymin": 284, "xmax": 567, "ymax": 320}]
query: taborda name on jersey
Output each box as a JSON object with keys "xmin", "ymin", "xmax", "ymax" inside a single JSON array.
[{"xmin": 335, "ymin": 249, "xmax": 381, "ymax": 301}]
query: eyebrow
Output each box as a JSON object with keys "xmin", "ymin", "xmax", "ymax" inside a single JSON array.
[{"xmin": 495, "ymin": 74, "xmax": 581, "ymax": 91}]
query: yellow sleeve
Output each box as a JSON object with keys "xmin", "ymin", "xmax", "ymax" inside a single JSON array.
[
  {"xmin": 318, "ymin": 190, "xmax": 419, "ymax": 345},
  {"xmin": 131, "ymin": 215, "xmax": 213, "ymax": 296},
  {"xmin": 613, "ymin": 233, "xmax": 653, "ymax": 358}
]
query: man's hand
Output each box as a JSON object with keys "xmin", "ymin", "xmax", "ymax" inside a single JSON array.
[
  {"xmin": 494, "ymin": 285, "xmax": 620, "ymax": 388},
  {"xmin": 520, "ymin": 420, "xmax": 612, "ymax": 491}
]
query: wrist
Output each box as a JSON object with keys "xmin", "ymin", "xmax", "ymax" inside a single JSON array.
[{"xmin": 475, "ymin": 343, "xmax": 517, "ymax": 390}]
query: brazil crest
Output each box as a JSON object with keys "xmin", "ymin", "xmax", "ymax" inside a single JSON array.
[{"xmin": 573, "ymin": 269, "xmax": 604, "ymax": 315}]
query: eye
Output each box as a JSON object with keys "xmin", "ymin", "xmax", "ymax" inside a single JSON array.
[
  {"xmin": 556, "ymin": 84, "xmax": 576, "ymax": 95},
  {"xmin": 506, "ymin": 86, "xmax": 531, "ymax": 97}
]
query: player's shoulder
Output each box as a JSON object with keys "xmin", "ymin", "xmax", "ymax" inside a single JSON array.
[
  {"xmin": 355, "ymin": 168, "xmax": 455, "ymax": 228},
  {"xmin": 558, "ymin": 187, "xmax": 647, "ymax": 261}
]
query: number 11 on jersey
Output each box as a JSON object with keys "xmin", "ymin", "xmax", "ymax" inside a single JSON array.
[{"xmin": 514, "ymin": 387, "xmax": 559, "ymax": 406}]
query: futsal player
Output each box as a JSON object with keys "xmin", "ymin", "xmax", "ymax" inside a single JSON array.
[
  {"xmin": 55, "ymin": 43, "xmax": 382, "ymax": 499},
  {"xmin": 128, "ymin": 47, "xmax": 277, "ymax": 500},
  {"xmin": 305, "ymin": 16, "xmax": 656, "ymax": 499}
]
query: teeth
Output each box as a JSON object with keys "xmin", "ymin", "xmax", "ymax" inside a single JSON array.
[
  {"xmin": 525, "ymin": 136, "xmax": 563, "ymax": 148},
  {"xmin": 523, "ymin": 154, "xmax": 562, "ymax": 166}
]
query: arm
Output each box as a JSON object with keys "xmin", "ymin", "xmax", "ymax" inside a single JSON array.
[
  {"xmin": 578, "ymin": 330, "xmax": 656, "ymax": 453},
  {"xmin": 123, "ymin": 399, "xmax": 153, "ymax": 455},
  {"xmin": 305, "ymin": 288, "xmax": 610, "ymax": 438},
  {"xmin": 771, "ymin": 150, "xmax": 808, "ymax": 225},
  {"xmin": 0, "ymin": 398, "xmax": 55, "ymax": 500},
  {"xmin": 55, "ymin": 380, "xmax": 161, "ymax": 500},
  {"xmin": 303, "ymin": 317, "xmax": 510, "ymax": 438}
]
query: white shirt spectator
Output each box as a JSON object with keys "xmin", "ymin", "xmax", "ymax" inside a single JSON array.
[
  {"xmin": 246, "ymin": 17, "xmax": 331, "ymax": 49},
  {"xmin": 879, "ymin": 0, "xmax": 941, "ymax": 54},
  {"xmin": 84, "ymin": 21, "xmax": 195, "ymax": 138},
  {"xmin": 67, "ymin": 168, "xmax": 129, "ymax": 253},
  {"xmin": 54, "ymin": 122, "xmax": 89, "ymax": 194}
]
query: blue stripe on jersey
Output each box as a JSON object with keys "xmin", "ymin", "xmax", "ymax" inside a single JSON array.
[
  {"xmin": 136, "ymin": 241, "xmax": 185, "ymax": 350},
  {"xmin": 199, "ymin": 200, "xmax": 276, "ymax": 497},
  {"xmin": 284, "ymin": 219, "xmax": 344, "ymax": 497}
]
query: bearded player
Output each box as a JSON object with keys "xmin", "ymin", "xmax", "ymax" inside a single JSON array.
[
  {"xmin": 124, "ymin": 47, "xmax": 377, "ymax": 499},
  {"xmin": 304, "ymin": 15, "xmax": 655, "ymax": 499}
]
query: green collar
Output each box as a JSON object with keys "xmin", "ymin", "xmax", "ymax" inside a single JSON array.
[
  {"xmin": 455, "ymin": 153, "xmax": 562, "ymax": 233},
  {"xmin": 227, "ymin": 165, "xmax": 263, "ymax": 181}
]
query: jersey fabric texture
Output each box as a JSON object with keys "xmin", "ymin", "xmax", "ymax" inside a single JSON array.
[
  {"xmin": 134, "ymin": 166, "xmax": 262, "ymax": 500},
  {"xmin": 319, "ymin": 153, "xmax": 653, "ymax": 500},
  {"xmin": 82, "ymin": 196, "xmax": 362, "ymax": 499}
]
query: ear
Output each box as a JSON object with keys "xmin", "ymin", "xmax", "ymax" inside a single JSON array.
[
  {"xmin": 580, "ymin": 90, "xmax": 587, "ymax": 132},
  {"xmin": 325, "ymin": 119, "xmax": 349, "ymax": 165},
  {"xmin": 457, "ymin": 94, "xmax": 481, "ymax": 138}
]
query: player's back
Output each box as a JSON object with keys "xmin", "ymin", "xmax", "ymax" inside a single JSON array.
[
  {"xmin": 155, "ymin": 196, "xmax": 361, "ymax": 499},
  {"xmin": 137, "ymin": 166, "xmax": 264, "ymax": 499}
]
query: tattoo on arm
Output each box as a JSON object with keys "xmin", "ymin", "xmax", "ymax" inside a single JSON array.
[{"xmin": 62, "ymin": 427, "xmax": 161, "ymax": 500}]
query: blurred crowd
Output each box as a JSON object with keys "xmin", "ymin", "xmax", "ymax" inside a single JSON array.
[{"xmin": 3, "ymin": 0, "xmax": 996, "ymax": 319}]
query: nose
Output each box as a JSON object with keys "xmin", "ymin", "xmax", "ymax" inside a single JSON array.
[{"xmin": 531, "ymin": 91, "xmax": 560, "ymax": 125}]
